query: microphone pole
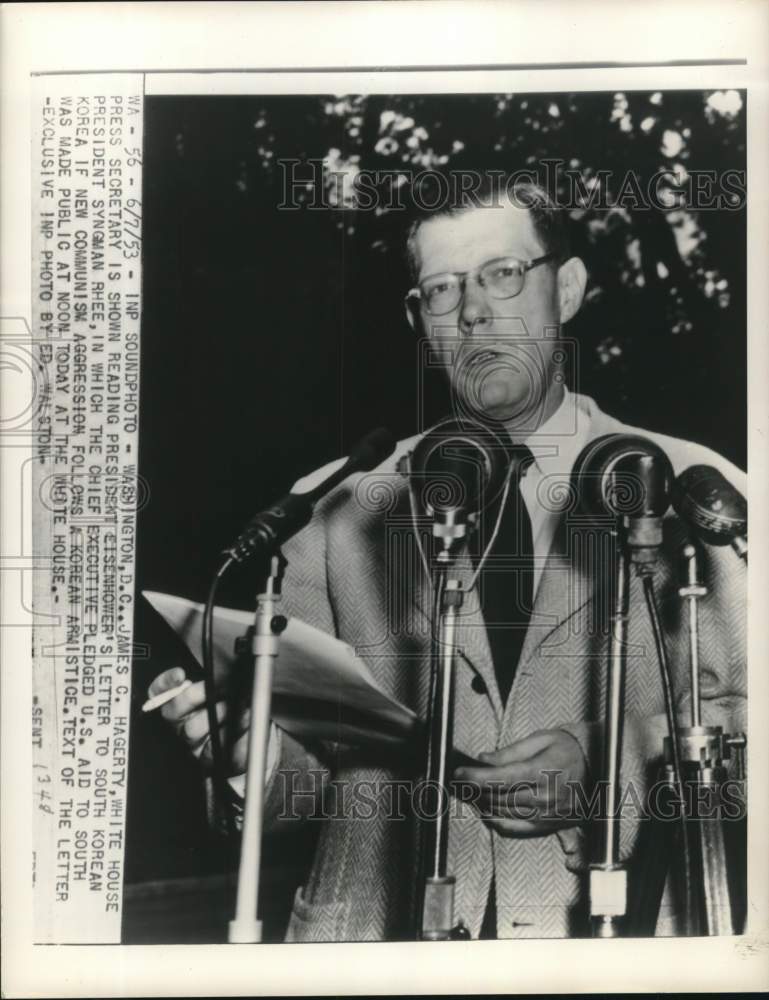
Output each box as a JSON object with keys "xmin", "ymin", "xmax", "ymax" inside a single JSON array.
[
  {"xmin": 674, "ymin": 543, "xmax": 745, "ymax": 935},
  {"xmin": 217, "ymin": 428, "xmax": 396, "ymax": 944},
  {"xmin": 572, "ymin": 434, "xmax": 674, "ymax": 938},
  {"xmin": 401, "ymin": 419, "xmax": 509, "ymax": 941},
  {"xmin": 665, "ymin": 465, "xmax": 748, "ymax": 935},
  {"xmin": 421, "ymin": 568, "xmax": 466, "ymax": 941},
  {"xmin": 228, "ymin": 551, "xmax": 287, "ymax": 944}
]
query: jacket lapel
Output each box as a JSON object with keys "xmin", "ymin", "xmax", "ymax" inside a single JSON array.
[
  {"xmin": 410, "ymin": 544, "xmax": 505, "ymax": 721},
  {"xmin": 514, "ymin": 397, "xmax": 623, "ymax": 666},
  {"xmin": 513, "ymin": 397, "xmax": 631, "ymax": 667},
  {"xmin": 442, "ymin": 519, "xmax": 604, "ymax": 719},
  {"xmin": 516, "ymin": 513, "xmax": 603, "ymax": 668}
]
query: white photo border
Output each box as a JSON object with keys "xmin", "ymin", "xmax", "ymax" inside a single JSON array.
[{"xmin": 2, "ymin": 2, "xmax": 768, "ymax": 996}]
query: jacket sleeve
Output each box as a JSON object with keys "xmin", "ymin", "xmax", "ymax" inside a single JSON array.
[
  {"xmin": 207, "ymin": 724, "xmax": 333, "ymax": 836},
  {"xmin": 261, "ymin": 502, "xmax": 342, "ymax": 828}
]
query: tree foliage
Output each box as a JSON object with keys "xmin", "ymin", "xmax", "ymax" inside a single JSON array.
[{"xmin": 160, "ymin": 89, "xmax": 745, "ymax": 461}]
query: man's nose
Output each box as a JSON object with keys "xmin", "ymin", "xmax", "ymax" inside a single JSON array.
[{"xmin": 458, "ymin": 277, "xmax": 490, "ymax": 336}]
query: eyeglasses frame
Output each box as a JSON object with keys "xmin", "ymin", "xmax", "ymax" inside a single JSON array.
[{"xmin": 406, "ymin": 252, "xmax": 557, "ymax": 317}]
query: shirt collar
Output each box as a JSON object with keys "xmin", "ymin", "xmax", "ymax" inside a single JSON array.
[{"xmin": 522, "ymin": 387, "xmax": 591, "ymax": 480}]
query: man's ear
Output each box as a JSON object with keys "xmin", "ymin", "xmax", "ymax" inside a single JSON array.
[
  {"xmin": 404, "ymin": 296, "xmax": 420, "ymax": 336},
  {"xmin": 557, "ymin": 257, "xmax": 588, "ymax": 325}
]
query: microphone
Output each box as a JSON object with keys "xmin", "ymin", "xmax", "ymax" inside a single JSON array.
[
  {"xmin": 672, "ymin": 464, "xmax": 747, "ymax": 561},
  {"xmin": 572, "ymin": 433, "xmax": 674, "ymax": 555},
  {"xmin": 224, "ymin": 427, "xmax": 396, "ymax": 564},
  {"xmin": 402, "ymin": 418, "xmax": 512, "ymax": 554}
]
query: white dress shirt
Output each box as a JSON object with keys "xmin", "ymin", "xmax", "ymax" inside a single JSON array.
[{"xmin": 518, "ymin": 387, "xmax": 592, "ymax": 597}]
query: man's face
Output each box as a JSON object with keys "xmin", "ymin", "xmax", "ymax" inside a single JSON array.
[{"xmin": 412, "ymin": 203, "xmax": 564, "ymax": 426}]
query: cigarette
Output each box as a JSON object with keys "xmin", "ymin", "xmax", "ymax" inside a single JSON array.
[{"xmin": 142, "ymin": 679, "xmax": 192, "ymax": 713}]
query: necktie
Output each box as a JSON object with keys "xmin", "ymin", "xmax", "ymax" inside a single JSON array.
[
  {"xmin": 472, "ymin": 445, "xmax": 535, "ymax": 706},
  {"xmin": 474, "ymin": 445, "xmax": 534, "ymax": 940}
]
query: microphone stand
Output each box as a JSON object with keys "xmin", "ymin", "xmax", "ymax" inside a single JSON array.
[
  {"xmin": 228, "ymin": 553, "xmax": 288, "ymax": 944},
  {"xmin": 590, "ymin": 524, "xmax": 631, "ymax": 938},
  {"xmin": 591, "ymin": 512, "xmax": 667, "ymax": 937},
  {"xmin": 676, "ymin": 544, "xmax": 747, "ymax": 934},
  {"xmin": 418, "ymin": 558, "xmax": 469, "ymax": 941},
  {"xmin": 195, "ymin": 426, "xmax": 395, "ymax": 942},
  {"xmin": 731, "ymin": 536, "xmax": 748, "ymax": 563},
  {"xmin": 399, "ymin": 418, "xmax": 511, "ymax": 941},
  {"xmin": 633, "ymin": 543, "xmax": 746, "ymax": 936},
  {"xmin": 573, "ymin": 434, "xmax": 690, "ymax": 936}
]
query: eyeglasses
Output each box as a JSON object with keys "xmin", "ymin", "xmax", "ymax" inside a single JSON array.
[{"xmin": 406, "ymin": 253, "xmax": 556, "ymax": 317}]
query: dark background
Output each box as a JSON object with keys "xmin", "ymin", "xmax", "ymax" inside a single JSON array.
[{"xmin": 124, "ymin": 91, "xmax": 746, "ymax": 940}]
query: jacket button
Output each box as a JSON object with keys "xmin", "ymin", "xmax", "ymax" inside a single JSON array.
[{"xmin": 471, "ymin": 675, "xmax": 487, "ymax": 694}]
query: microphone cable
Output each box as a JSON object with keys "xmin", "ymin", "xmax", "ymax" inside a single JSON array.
[
  {"xmin": 202, "ymin": 556, "xmax": 236, "ymax": 839},
  {"xmin": 641, "ymin": 572, "xmax": 695, "ymax": 930},
  {"xmin": 405, "ymin": 454, "xmax": 517, "ymax": 597}
]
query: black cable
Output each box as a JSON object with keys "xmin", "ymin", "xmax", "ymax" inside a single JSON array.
[
  {"xmin": 202, "ymin": 557, "xmax": 235, "ymax": 839},
  {"xmin": 415, "ymin": 563, "xmax": 446, "ymax": 938},
  {"xmin": 425, "ymin": 565, "xmax": 447, "ymax": 822},
  {"xmin": 642, "ymin": 573, "xmax": 695, "ymax": 930}
]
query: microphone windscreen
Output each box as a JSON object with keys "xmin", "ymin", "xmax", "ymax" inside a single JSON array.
[
  {"xmin": 673, "ymin": 465, "xmax": 747, "ymax": 545},
  {"xmin": 349, "ymin": 426, "xmax": 397, "ymax": 472},
  {"xmin": 410, "ymin": 418, "xmax": 511, "ymax": 517},
  {"xmin": 572, "ymin": 433, "xmax": 673, "ymax": 519}
]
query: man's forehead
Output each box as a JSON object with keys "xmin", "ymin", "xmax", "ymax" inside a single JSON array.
[{"xmin": 414, "ymin": 202, "xmax": 543, "ymax": 278}]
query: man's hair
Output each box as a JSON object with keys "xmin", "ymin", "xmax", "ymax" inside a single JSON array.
[{"xmin": 405, "ymin": 173, "xmax": 570, "ymax": 282}]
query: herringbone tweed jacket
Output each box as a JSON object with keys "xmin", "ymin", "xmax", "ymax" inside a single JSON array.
[{"xmin": 260, "ymin": 393, "xmax": 746, "ymax": 942}]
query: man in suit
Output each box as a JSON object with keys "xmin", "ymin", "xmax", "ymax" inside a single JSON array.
[{"xmin": 149, "ymin": 177, "xmax": 746, "ymax": 941}]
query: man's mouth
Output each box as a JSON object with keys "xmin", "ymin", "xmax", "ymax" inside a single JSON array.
[{"xmin": 466, "ymin": 348, "xmax": 500, "ymax": 368}]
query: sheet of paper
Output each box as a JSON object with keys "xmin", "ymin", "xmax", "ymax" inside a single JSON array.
[{"xmin": 142, "ymin": 590, "xmax": 419, "ymax": 745}]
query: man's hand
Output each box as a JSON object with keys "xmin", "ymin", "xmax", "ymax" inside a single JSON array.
[
  {"xmin": 147, "ymin": 667, "xmax": 250, "ymax": 776},
  {"xmin": 453, "ymin": 728, "xmax": 589, "ymax": 836}
]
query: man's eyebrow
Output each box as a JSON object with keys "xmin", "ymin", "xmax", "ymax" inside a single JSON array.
[{"xmin": 419, "ymin": 250, "xmax": 538, "ymax": 279}]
